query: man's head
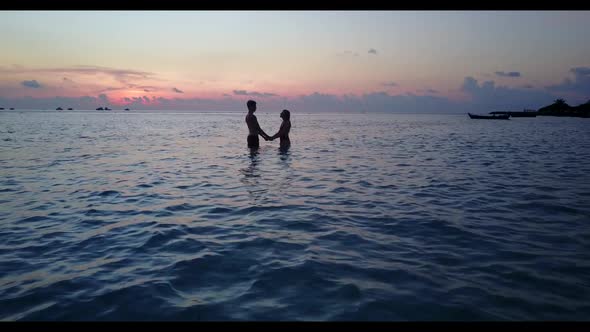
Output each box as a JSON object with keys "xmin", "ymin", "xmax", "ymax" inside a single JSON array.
[
  {"xmin": 247, "ymin": 100, "xmax": 257, "ymax": 112},
  {"xmin": 280, "ymin": 109, "xmax": 290, "ymax": 121}
]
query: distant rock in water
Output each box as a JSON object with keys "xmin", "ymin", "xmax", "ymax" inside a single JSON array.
[
  {"xmin": 0, "ymin": 107, "xmax": 4, "ymax": 110},
  {"xmin": 56, "ymin": 107, "xmax": 63, "ymax": 110},
  {"xmin": 124, "ymin": 108, "xmax": 130, "ymax": 111},
  {"xmin": 68, "ymin": 108, "xmax": 73, "ymax": 110},
  {"xmin": 9, "ymin": 108, "xmax": 14, "ymax": 110},
  {"xmin": 537, "ymin": 99, "xmax": 590, "ymax": 118},
  {"xmin": 105, "ymin": 107, "xmax": 112, "ymax": 111},
  {"xmin": 96, "ymin": 107, "xmax": 104, "ymax": 110}
]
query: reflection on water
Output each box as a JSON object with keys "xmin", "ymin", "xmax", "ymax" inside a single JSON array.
[
  {"xmin": 243, "ymin": 147, "xmax": 260, "ymax": 178},
  {"xmin": 240, "ymin": 148, "xmax": 264, "ymax": 204},
  {"xmin": 279, "ymin": 144, "xmax": 290, "ymax": 157},
  {"xmin": 278, "ymin": 145, "xmax": 291, "ymax": 169},
  {"xmin": 240, "ymin": 146, "xmax": 295, "ymax": 205},
  {"xmin": 276, "ymin": 146, "xmax": 294, "ymax": 192}
]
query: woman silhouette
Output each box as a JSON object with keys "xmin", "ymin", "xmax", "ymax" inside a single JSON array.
[{"xmin": 270, "ymin": 109, "xmax": 291, "ymax": 150}]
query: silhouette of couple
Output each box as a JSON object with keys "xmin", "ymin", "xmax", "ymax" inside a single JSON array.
[{"xmin": 245, "ymin": 100, "xmax": 291, "ymax": 150}]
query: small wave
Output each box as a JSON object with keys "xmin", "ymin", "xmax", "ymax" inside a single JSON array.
[
  {"xmin": 165, "ymin": 203, "xmax": 204, "ymax": 212},
  {"xmin": 19, "ymin": 216, "xmax": 50, "ymax": 223},
  {"xmin": 207, "ymin": 207, "xmax": 233, "ymax": 214},
  {"xmin": 137, "ymin": 228, "xmax": 189, "ymax": 250},
  {"xmin": 331, "ymin": 186, "xmax": 354, "ymax": 193},
  {"xmin": 97, "ymin": 190, "xmax": 121, "ymax": 197},
  {"xmin": 175, "ymin": 184, "xmax": 197, "ymax": 190},
  {"xmin": 84, "ymin": 209, "xmax": 110, "ymax": 216}
]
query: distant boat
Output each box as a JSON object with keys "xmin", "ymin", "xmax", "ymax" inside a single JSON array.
[
  {"xmin": 96, "ymin": 107, "xmax": 104, "ymax": 110},
  {"xmin": 124, "ymin": 108, "xmax": 130, "ymax": 111},
  {"xmin": 468, "ymin": 113, "xmax": 510, "ymax": 120},
  {"xmin": 56, "ymin": 107, "xmax": 63, "ymax": 110},
  {"xmin": 68, "ymin": 108, "xmax": 73, "ymax": 110},
  {"xmin": 490, "ymin": 109, "xmax": 537, "ymax": 117}
]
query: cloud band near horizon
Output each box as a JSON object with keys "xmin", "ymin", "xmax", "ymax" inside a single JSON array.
[{"xmin": 1, "ymin": 66, "xmax": 589, "ymax": 112}]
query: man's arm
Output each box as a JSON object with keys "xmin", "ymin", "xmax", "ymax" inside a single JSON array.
[{"xmin": 255, "ymin": 118, "xmax": 270, "ymax": 140}]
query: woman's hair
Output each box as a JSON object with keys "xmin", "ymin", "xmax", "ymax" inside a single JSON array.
[{"xmin": 281, "ymin": 109, "xmax": 290, "ymax": 120}]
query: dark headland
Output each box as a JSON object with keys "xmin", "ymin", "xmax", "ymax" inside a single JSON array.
[
  {"xmin": 490, "ymin": 99, "xmax": 590, "ymax": 118},
  {"xmin": 536, "ymin": 99, "xmax": 590, "ymax": 118}
]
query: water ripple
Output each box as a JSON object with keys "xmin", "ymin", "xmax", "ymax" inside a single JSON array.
[{"xmin": 1, "ymin": 112, "xmax": 590, "ymax": 320}]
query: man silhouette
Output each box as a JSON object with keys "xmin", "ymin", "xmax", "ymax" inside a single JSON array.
[{"xmin": 245, "ymin": 100, "xmax": 270, "ymax": 148}]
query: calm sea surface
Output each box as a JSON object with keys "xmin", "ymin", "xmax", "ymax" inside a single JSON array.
[{"xmin": 1, "ymin": 110, "xmax": 589, "ymax": 320}]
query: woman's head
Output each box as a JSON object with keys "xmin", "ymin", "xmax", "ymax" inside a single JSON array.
[{"xmin": 280, "ymin": 109, "xmax": 290, "ymax": 120}]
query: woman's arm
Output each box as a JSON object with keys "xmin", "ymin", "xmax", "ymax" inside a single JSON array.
[{"xmin": 271, "ymin": 122, "xmax": 287, "ymax": 140}]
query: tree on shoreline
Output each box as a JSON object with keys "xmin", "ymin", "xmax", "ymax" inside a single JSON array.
[{"xmin": 537, "ymin": 98, "xmax": 589, "ymax": 117}]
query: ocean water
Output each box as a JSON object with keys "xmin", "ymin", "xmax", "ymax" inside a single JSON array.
[{"xmin": 1, "ymin": 110, "xmax": 590, "ymax": 321}]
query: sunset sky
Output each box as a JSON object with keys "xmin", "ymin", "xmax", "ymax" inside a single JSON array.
[{"xmin": 1, "ymin": 11, "xmax": 589, "ymax": 112}]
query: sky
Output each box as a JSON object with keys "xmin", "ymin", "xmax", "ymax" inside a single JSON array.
[{"xmin": 1, "ymin": 11, "xmax": 589, "ymax": 112}]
